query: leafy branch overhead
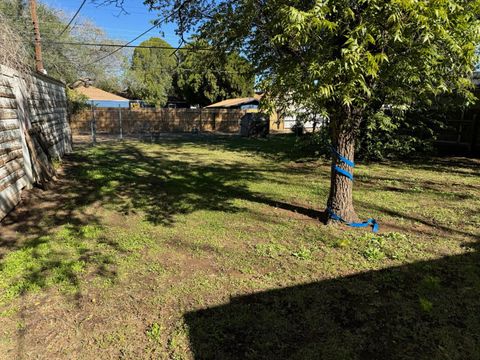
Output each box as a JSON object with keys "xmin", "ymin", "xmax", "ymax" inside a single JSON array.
[{"xmin": 142, "ymin": 0, "xmax": 480, "ymax": 113}]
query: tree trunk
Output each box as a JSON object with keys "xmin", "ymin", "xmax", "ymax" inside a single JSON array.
[{"xmin": 326, "ymin": 113, "xmax": 359, "ymax": 223}]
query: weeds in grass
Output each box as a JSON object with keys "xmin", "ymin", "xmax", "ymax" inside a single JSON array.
[
  {"xmin": 419, "ymin": 297, "xmax": 434, "ymax": 312},
  {"xmin": 291, "ymin": 246, "xmax": 313, "ymax": 260},
  {"xmin": 361, "ymin": 236, "xmax": 386, "ymax": 261},
  {"xmin": 421, "ymin": 275, "xmax": 441, "ymax": 291},
  {"xmin": 357, "ymin": 232, "xmax": 411, "ymax": 262},
  {"xmin": 255, "ymin": 241, "xmax": 288, "ymax": 258},
  {"xmin": 146, "ymin": 322, "xmax": 162, "ymax": 343},
  {"xmin": 333, "ymin": 239, "xmax": 351, "ymax": 248}
]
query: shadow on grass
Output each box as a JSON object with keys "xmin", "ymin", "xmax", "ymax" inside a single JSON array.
[
  {"xmin": 240, "ymin": 194, "xmax": 328, "ymax": 222},
  {"xmin": 155, "ymin": 133, "xmax": 311, "ymax": 162},
  {"xmin": 0, "ymin": 139, "xmax": 294, "ymax": 305},
  {"xmin": 384, "ymin": 157, "xmax": 480, "ymax": 177},
  {"xmin": 184, "ymin": 242, "xmax": 480, "ymax": 360},
  {"xmin": 354, "ymin": 199, "xmax": 479, "ymax": 240}
]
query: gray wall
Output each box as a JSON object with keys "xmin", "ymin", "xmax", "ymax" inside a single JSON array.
[{"xmin": 0, "ymin": 65, "xmax": 72, "ymax": 220}]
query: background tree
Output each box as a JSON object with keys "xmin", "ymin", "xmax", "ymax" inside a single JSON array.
[
  {"xmin": 0, "ymin": 11, "xmax": 30, "ymax": 74},
  {"xmin": 143, "ymin": 0, "xmax": 480, "ymax": 223},
  {"xmin": 174, "ymin": 39, "xmax": 254, "ymax": 106},
  {"xmin": 126, "ymin": 37, "xmax": 176, "ymax": 107},
  {"xmin": 0, "ymin": 0, "xmax": 127, "ymax": 89}
]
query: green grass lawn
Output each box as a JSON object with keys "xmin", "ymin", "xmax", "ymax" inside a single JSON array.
[{"xmin": 0, "ymin": 134, "xmax": 479, "ymax": 359}]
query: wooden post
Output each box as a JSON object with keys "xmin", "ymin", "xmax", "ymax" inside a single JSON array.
[
  {"xmin": 118, "ymin": 105, "xmax": 123, "ymax": 140},
  {"xmin": 29, "ymin": 0, "xmax": 45, "ymax": 73},
  {"xmin": 91, "ymin": 103, "xmax": 96, "ymax": 145}
]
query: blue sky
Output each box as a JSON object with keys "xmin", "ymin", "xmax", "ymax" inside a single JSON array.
[{"xmin": 41, "ymin": 0, "xmax": 182, "ymax": 46}]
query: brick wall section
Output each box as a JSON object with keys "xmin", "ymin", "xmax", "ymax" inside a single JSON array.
[
  {"xmin": 70, "ymin": 108, "xmax": 250, "ymax": 135},
  {"xmin": 0, "ymin": 65, "xmax": 72, "ymax": 220}
]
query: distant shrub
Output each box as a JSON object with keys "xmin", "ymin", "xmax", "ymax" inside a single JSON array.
[
  {"xmin": 292, "ymin": 109, "xmax": 442, "ymax": 161},
  {"xmin": 293, "ymin": 126, "xmax": 330, "ymax": 158},
  {"xmin": 67, "ymin": 88, "xmax": 89, "ymax": 115}
]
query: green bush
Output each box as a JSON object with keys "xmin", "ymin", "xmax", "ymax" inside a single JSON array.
[
  {"xmin": 292, "ymin": 108, "xmax": 446, "ymax": 161},
  {"xmin": 66, "ymin": 88, "xmax": 89, "ymax": 115},
  {"xmin": 357, "ymin": 110, "xmax": 440, "ymax": 161},
  {"xmin": 293, "ymin": 126, "xmax": 331, "ymax": 158}
]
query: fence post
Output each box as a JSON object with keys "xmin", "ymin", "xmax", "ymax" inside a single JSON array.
[
  {"xmin": 91, "ymin": 103, "xmax": 96, "ymax": 145},
  {"xmin": 118, "ymin": 105, "xmax": 123, "ymax": 140}
]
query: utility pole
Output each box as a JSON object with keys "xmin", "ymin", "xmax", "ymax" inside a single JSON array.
[{"xmin": 30, "ymin": 0, "xmax": 46, "ymax": 74}]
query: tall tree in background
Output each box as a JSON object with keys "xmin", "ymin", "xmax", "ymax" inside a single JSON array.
[
  {"xmin": 143, "ymin": 0, "xmax": 480, "ymax": 223},
  {"xmin": 126, "ymin": 37, "xmax": 176, "ymax": 107},
  {"xmin": 174, "ymin": 39, "xmax": 254, "ymax": 106}
]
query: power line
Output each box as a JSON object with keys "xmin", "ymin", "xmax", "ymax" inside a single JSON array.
[
  {"xmin": 45, "ymin": 41, "xmax": 212, "ymax": 51},
  {"xmin": 85, "ymin": 8, "xmax": 183, "ymax": 66},
  {"xmin": 86, "ymin": 23, "xmax": 159, "ymax": 65},
  {"xmin": 48, "ymin": 57, "xmax": 242, "ymax": 75},
  {"xmin": 58, "ymin": 0, "xmax": 87, "ymax": 37}
]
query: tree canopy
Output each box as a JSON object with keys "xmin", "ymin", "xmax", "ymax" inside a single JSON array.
[
  {"xmin": 124, "ymin": 37, "xmax": 254, "ymax": 107},
  {"xmin": 126, "ymin": 37, "xmax": 177, "ymax": 107},
  {"xmin": 142, "ymin": 0, "xmax": 480, "ymax": 221},
  {"xmin": 174, "ymin": 39, "xmax": 254, "ymax": 106}
]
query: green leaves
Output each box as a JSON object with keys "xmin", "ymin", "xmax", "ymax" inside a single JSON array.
[
  {"xmin": 144, "ymin": 0, "xmax": 480, "ymax": 130},
  {"xmin": 128, "ymin": 37, "xmax": 177, "ymax": 107},
  {"xmin": 174, "ymin": 39, "xmax": 254, "ymax": 106}
]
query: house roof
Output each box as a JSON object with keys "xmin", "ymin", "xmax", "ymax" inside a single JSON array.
[
  {"xmin": 74, "ymin": 86, "xmax": 129, "ymax": 101},
  {"xmin": 206, "ymin": 97, "xmax": 259, "ymax": 108}
]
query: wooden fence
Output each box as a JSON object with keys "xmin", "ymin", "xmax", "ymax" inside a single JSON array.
[
  {"xmin": 70, "ymin": 107, "xmax": 252, "ymax": 136},
  {"xmin": 0, "ymin": 64, "xmax": 72, "ymax": 220}
]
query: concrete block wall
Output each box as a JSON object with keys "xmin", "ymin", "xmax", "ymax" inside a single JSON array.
[{"xmin": 0, "ymin": 65, "xmax": 72, "ymax": 220}]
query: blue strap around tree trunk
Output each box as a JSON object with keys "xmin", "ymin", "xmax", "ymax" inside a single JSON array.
[
  {"xmin": 328, "ymin": 147, "xmax": 379, "ymax": 233},
  {"xmin": 331, "ymin": 147, "xmax": 355, "ymax": 180}
]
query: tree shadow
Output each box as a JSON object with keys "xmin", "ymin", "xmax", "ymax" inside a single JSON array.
[
  {"xmin": 376, "ymin": 157, "xmax": 480, "ymax": 177},
  {"xmin": 240, "ymin": 193, "xmax": 328, "ymax": 223},
  {"xmin": 0, "ymin": 139, "xmax": 277, "ymax": 305},
  {"xmin": 1, "ymin": 136, "xmax": 477, "ymax": 325},
  {"xmin": 152, "ymin": 133, "xmax": 312, "ymax": 162},
  {"xmin": 355, "ymin": 200, "xmax": 479, "ymax": 240},
  {"xmin": 184, "ymin": 242, "xmax": 480, "ymax": 360}
]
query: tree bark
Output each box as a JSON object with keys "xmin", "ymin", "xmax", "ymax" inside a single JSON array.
[{"xmin": 326, "ymin": 111, "xmax": 360, "ymax": 223}]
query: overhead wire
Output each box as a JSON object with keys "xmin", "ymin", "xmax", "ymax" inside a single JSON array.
[
  {"xmin": 85, "ymin": 23, "xmax": 159, "ymax": 65},
  {"xmin": 19, "ymin": 4, "xmax": 242, "ymax": 76},
  {"xmin": 84, "ymin": 2, "xmax": 197, "ymax": 66},
  {"xmin": 58, "ymin": 0, "xmax": 88, "ymax": 37},
  {"xmin": 45, "ymin": 41, "xmax": 212, "ymax": 51},
  {"xmin": 83, "ymin": 9, "xmax": 179, "ymax": 66}
]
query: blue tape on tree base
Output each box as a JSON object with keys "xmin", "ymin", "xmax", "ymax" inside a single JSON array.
[
  {"xmin": 327, "ymin": 207, "xmax": 379, "ymax": 233},
  {"xmin": 329, "ymin": 147, "xmax": 379, "ymax": 233}
]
